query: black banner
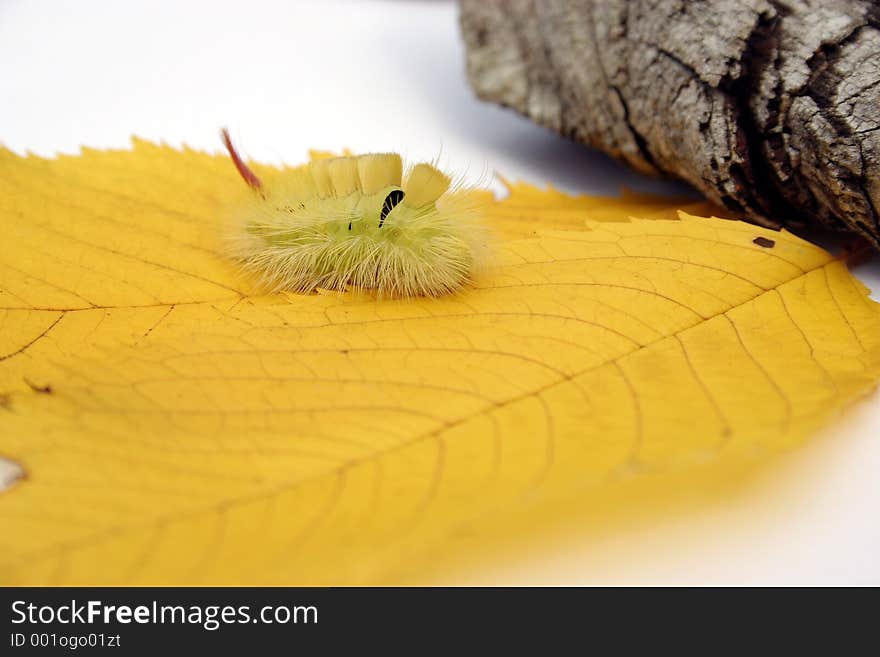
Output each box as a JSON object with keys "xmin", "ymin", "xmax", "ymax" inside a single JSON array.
[{"xmin": 0, "ymin": 586, "xmax": 868, "ymax": 653}]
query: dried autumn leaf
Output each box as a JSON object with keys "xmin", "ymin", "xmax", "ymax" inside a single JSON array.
[{"xmin": 0, "ymin": 140, "xmax": 878, "ymax": 584}]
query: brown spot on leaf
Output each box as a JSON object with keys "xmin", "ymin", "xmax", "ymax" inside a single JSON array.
[
  {"xmin": 753, "ymin": 236, "xmax": 776, "ymax": 248},
  {"xmin": 24, "ymin": 379, "xmax": 53, "ymax": 394}
]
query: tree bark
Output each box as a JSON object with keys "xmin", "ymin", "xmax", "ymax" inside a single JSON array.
[{"xmin": 460, "ymin": 0, "xmax": 880, "ymax": 247}]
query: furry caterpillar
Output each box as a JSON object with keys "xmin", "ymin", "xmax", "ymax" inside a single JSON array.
[{"xmin": 222, "ymin": 130, "xmax": 484, "ymax": 298}]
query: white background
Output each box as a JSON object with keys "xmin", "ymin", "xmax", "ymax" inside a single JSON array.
[{"xmin": 1, "ymin": 0, "xmax": 877, "ymax": 585}]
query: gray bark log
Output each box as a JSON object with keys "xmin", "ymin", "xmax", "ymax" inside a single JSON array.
[{"xmin": 460, "ymin": 0, "xmax": 880, "ymax": 247}]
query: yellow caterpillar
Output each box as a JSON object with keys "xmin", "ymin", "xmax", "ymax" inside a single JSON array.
[{"xmin": 222, "ymin": 130, "xmax": 485, "ymax": 298}]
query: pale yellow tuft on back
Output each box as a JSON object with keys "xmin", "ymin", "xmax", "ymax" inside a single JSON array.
[
  {"xmin": 403, "ymin": 163, "xmax": 451, "ymax": 208},
  {"xmin": 327, "ymin": 157, "xmax": 360, "ymax": 197},
  {"xmin": 310, "ymin": 159, "xmax": 334, "ymax": 198},
  {"xmin": 357, "ymin": 154, "xmax": 403, "ymax": 194}
]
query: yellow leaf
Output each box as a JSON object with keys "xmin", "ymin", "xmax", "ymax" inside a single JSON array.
[
  {"xmin": 1, "ymin": 140, "xmax": 878, "ymax": 584},
  {"xmin": 491, "ymin": 176, "xmax": 733, "ymax": 239}
]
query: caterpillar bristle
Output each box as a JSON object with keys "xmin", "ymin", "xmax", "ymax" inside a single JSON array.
[
  {"xmin": 310, "ymin": 159, "xmax": 335, "ymax": 198},
  {"xmin": 403, "ymin": 163, "xmax": 451, "ymax": 208},
  {"xmin": 357, "ymin": 154, "xmax": 402, "ymax": 194},
  {"xmin": 327, "ymin": 157, "xmax": 360, "ymax": 197}
]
